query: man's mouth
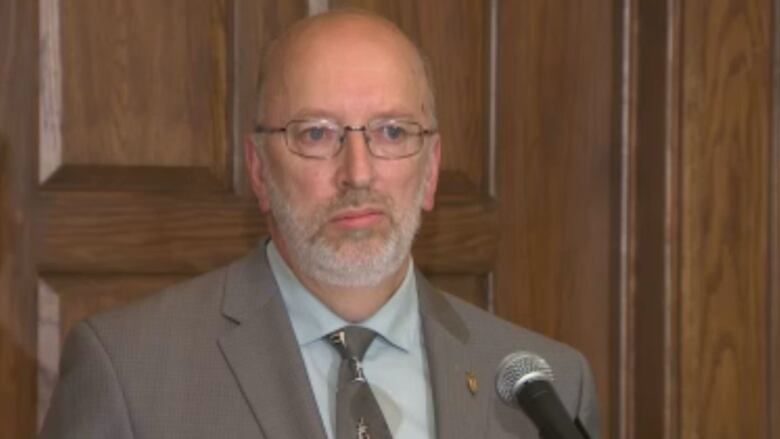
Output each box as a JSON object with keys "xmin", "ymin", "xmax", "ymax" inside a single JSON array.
[{"xmin": 329, "ymin": 208, "xmax": 386, "ymax": 228}]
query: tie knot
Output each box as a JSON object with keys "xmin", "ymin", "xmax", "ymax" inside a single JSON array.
[{"xmin": 326, "ymin": 326, "xmax": 377, "ymax": 361}]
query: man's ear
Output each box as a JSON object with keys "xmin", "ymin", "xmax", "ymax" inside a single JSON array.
[
  {"xmin": 244, "ymin": 135, "xmax": 271, "ymax": 212},
  {"xmin": 422, "ymin": 136, "xmax": 441, "ymax": 211}
]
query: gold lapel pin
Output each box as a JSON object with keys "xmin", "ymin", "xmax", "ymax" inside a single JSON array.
[{"xmin": 466, "ymin": 371, "xmax": 478, "ymax": 395}]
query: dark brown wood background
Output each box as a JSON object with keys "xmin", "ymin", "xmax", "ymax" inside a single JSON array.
[{"xmin": 1, "ymin": 0, "xmax": 778, "ymax": 438}]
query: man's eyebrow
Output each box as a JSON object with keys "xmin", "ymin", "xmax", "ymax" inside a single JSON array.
[
  {"xmin": 369, "ymin": 111, "xmax": 419, "ymax": 122},
  {"xmin": 289, "ymin": 108, "xmax": 422, "ymax": 123},
  {"xmin": 289, "ymin": 108, "xmax": 341, "ymax": 120}
]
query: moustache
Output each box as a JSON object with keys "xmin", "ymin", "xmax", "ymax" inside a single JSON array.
[{"xmin": 322, "ymin": 189, "xmax": 394, "ymax": 214}]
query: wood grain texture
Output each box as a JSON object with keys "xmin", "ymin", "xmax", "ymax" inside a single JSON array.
[
  {"xmin": 39, "ymin": 186, "xmax": 498, "ymax": 276},
  {"xmin": 0, "ymin": 1, "xmax": 39, "ymax": 437},
  {"xmin": 330, "ymin": 0, "xmax": 489, "ymax": 192},
  {"xmin": 57, "ymin": 0, "xmax": 229, "ymax": 187},
  {"xmin": 495, "ymin": 1, "xmax": 615, "ymax": 436},
  {"xmin": 232, "ymin": 0, "xmax": 307, "ymax": 196},
  {"xmin": 772, "ymin": 0, "xmax": 780, "ymax": 434},
  {"xmin": 681, "ymin": 0, "xmax": 770, "ymax": 437},
  {"xmin": 43, "ymin": 165, "xmax": 226, "ymax": 192},
  {"xmin": 39, "ymin": 0, "xmax": 62, "ymax": 183}
]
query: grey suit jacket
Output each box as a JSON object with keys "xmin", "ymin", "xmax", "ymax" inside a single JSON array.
[{"xmin": 41, "ymin": 245, "xmax": 600, "ymax": 438}]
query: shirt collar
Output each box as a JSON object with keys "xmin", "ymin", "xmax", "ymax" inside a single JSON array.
[{"xmin": 266, "ymin": 240, "xmax": 419, "ymax": 353}]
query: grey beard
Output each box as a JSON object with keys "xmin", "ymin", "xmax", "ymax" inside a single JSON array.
[{"xmin": 263, "ymin": 171, "xmax": 424, "ymax": 288}]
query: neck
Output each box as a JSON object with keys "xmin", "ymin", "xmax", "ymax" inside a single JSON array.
[{"xmin": 272, "ymin": 237, "xmax": 410, "ymax": 322}]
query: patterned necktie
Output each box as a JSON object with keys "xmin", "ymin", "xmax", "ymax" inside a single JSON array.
[{"xmin": 326, "ymin": 326, "xmax": 393, "ymax": 439}]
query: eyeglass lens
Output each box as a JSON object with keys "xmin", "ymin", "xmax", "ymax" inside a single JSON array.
[{"xmin": 284, "ymin": 120, "xmax": 425, "ymax": 159}]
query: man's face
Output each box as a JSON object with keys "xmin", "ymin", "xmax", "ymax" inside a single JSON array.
[{"xmin": 247, "ymin": 18, "xmax": 440, "ymax": 287}]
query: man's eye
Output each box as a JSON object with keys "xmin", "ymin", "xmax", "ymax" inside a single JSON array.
[
  {"xmin": 296, "ymin": 126, "xmax": 333, "ymax": 143},
  {"xmin": 380, "ymin": 125, "xmax": 408, "ymax": 142},
  {"xmin": 306, "ymin": 127, "xmax": 326, "ymax": 140}
]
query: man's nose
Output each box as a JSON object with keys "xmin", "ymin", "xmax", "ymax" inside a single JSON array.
[{"xmin": 337, "ymin": 129, "xmax": 375, "ymax": 188}]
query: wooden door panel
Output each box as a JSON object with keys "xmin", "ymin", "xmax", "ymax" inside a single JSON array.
[
  {"xmin": 33, "ymin": 0, "xmax": 311, "ymax": 428},
  {"xmin": 0, "ymin": 0, "xmax": 39, "ymax": 436},
  {"xmin": 495, "ymin": 1, "xmax": 615, "ymax": 435},
  {"xmin": 44, "ymin": 0, "xmax": 230, "ymax": 190},
  {"xmin": 60, "ymin": 0, "xmax": 228, "ymax": 168},
  {"xmin": 39, "ymin": 191, "xmax": 497, "ymax": 275},
  {"xmin": 680, "ymin": 0, "xmax": 771, "ymax": 436},
  {"xmin": 39, "ymin": 191, "xmax": 267, "ymax": 274}
]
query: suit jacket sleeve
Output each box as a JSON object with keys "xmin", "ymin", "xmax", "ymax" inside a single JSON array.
[{"xmin": 39, "ymin": 321, "xmax": 135, "ymax": 439}]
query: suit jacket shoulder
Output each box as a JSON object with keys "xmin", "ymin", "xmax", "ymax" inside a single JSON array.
[{"xmin": 417, "ymin": 274, "xmax": 600, "ymax": 438}]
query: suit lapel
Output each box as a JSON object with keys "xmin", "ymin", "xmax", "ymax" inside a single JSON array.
[
  {"xmin": 217, "ymin": 246, "xmax": 327, "ymax": 439},
  {"xmin": 417, "ymin": 272, "xmax": 488, "ymax": 439},
  {"xmin": 215, "ymin": 246, "xmax": 489, "ymax": 438}
]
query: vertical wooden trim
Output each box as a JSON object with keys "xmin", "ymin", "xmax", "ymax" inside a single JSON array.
[
  {"xmin": 769, "ymin": 0, "xmax": 780, "ymax": 436},
  {"xmin": 624, "ymin": 0, "xmax": 683, "ymax": 437},
  {"xmin": 487, "ymin": 0, "xmax": 498, "ymax": 198},
  {"xmin": 229, "ymin": 0, "xmax": 243, "ymax": 195},
  {"xmin": 663, "ymin": 1, "xmax": 682, "ymax": 436},
  {"xmin": 38, "ymin": 0, "xmax": 61, "ymax": 183},
  {"xmin": 206, "ymin": 0, "xmax": 231, "ymax": 189},
  {"xmin": 0, "ymin": 0, "xmax": 39, "ymax": 436},
  {"xmin": 617, "ymin": 0, "xmax": 637, "ymax": 436},
  {"xmin": 485, "ymin": 0, "xmax": 498, "ymax": 313},
  {"xmin": 37, "ymin": 0, "xmax": 60, "ymax": 429}
]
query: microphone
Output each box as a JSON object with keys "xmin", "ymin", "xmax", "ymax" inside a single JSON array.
[{"xmin": 495, "ymin": 351, "xmax": 589, "ymax": 439}]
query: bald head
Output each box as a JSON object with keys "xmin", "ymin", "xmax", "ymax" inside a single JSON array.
[{"xmin": 254, "ymin": 10, "xmax": 437, "ymax": 127}]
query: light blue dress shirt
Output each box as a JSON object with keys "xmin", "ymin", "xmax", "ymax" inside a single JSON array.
[{"xmin": 267, "ymin": 241, "xmax": 436, "ymax": 439}]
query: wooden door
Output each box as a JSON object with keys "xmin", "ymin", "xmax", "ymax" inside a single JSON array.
[
  {"xmin": 623, "ymin": 0, "xmax": 780, "ymax": 437},
  {"xmin": 1, "ymin": 0, "xmax": 617, "ymax": 437}
]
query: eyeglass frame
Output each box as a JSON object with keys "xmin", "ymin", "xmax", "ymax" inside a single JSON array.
[{"xmin": 253, "ymin": 118, "xmax": 438, "ymax": 160}]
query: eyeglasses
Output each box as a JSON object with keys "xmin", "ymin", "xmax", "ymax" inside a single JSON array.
[{"xmin": 254, "ymin": 118, "xmax": 437, "ymax": 160}]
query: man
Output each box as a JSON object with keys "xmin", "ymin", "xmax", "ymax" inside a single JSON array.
[{"xmin": 41, "ymin": 10, "xmax": 599, "ymax": 439}]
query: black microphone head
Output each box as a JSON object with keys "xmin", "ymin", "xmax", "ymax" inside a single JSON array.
[{"xmin": 495, "ymin": 351, "xmax": 554, "ymax": 407}]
